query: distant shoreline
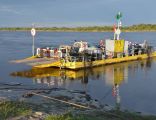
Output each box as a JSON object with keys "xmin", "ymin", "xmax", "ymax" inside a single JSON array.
[{"xmin": 1, "ymin": 24, "xmax": 156, "ymax": 32}]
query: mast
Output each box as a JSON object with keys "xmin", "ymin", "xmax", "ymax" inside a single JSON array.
[{"xmin": 114, "ymin": 12, "xmax": 122, "ymax": 40}]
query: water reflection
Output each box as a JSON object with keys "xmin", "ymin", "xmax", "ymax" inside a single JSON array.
[
  {"xmin": 10, "ymin": 59, "xmax": 153, "ymax": 86},
  {"xmin": 10, "ymin": 59, "xmax": 154, "ymax": 110}
]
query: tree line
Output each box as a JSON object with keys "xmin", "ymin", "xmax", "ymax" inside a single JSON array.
[{"xmin": 1, "ymin": 24, "xmax": 156, "ymax": 32}]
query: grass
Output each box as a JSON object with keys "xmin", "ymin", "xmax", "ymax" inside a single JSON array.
[
  {"xmin": 45, "ymin": 110, "xmax": 156, "ymax": 120},
  {"xmin": 0, "ymin": 101, "xmax": 32, "ymax": 120},
  {"xmin": 45, "ymin": 112, "xmax": 88, "ymax": 120},
  {"xmin": 0, "ymin": 100, "xmax": 156, "ymax": 120}
]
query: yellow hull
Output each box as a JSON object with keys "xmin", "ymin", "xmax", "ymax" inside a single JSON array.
[
  {"xmin": 11, "ymin": 59, "xmax": 153, "ymax": 87},
  {"xmin": 33, "ymin": 52, "xmax": 156, "ymax": 70}
]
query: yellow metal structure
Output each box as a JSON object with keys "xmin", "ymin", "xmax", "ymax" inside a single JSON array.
[
  {"xmin": 33, "ymin": 52, "xmax": 156, "ymax": 70},
  {"xmin": 114, "ymin": 40, "xmax": 124, "ymax": 52}
]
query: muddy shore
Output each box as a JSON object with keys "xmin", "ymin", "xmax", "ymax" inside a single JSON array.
[{"xmin": 0, "ymin": 88, "xmax": 156, "ymax": 120}]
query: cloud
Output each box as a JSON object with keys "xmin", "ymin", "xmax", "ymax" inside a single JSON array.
[{"xmin": 0, "ymin": 5, "xmax": 21, "ymax": 15}]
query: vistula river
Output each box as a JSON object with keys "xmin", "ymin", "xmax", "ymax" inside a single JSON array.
[{"xmin": 1, "ymin": 31, "xmax": 156, "ymax": 114}]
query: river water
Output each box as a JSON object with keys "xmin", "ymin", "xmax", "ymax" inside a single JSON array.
[{"xmin": 1, "ymin": 31, "xmax": 156, "ymax": 114}]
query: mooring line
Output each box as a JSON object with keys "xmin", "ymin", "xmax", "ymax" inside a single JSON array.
[
  {"xmin": 31, "ymin": 92, "xmax": 126, "ymax": 119},
  {"xmin": 31, "ymin": 92, "xmax": 92, "ymax": 110}
]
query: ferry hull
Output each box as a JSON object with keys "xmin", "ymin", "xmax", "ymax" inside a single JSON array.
[{"xmin": 33, "ymin": 52, "xmax": 156, "ymax": 70}]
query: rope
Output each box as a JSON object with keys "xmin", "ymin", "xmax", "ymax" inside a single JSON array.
[
  {"xmin": 0, "ymin": 85, "xmax": 126, "ymax": 119},
  {"xmin": 31, "ymin": 92, "xmax": 126, "ymax": 119},
  {"xmin": 31, "ymin": 92, "xmax": 92, "ymax": 110}
]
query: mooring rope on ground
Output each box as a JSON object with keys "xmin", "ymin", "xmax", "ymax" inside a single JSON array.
[
  {"xmin": 31, "ymin": 92, "xmax": 125, "ymax": 119},
  {"xmin": 31, "ymin": 92, "xmax": 92, "ymax": 110},
  {"xmin": 0, "ymin": 86, "xmax": 125, "ymax": 119}
]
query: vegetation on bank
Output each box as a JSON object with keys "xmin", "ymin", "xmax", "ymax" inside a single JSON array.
[
  {"xmin": 0, "ymin": 101, "xmax": 31, "ymax": 119},
  {"xmin": 1, "ymin": 100, "xmax": 156, "ymax": 120},
  {"xmin": 45, "ymin": 110, "xmax": 156, "ymax": 120},
  {"xmin": 1, "ymin": 24, "xmax": 156, "ymax": 32}
]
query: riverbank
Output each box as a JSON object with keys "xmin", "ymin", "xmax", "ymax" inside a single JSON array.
[
  {"xmin": 45, "ymin": 110, "xmax": 156, "ymax": 120},
  {"xmin": 1, "ymin": 101, "xmax": 156, "ymax": 120},
  {"xmin": 1, "ymin": 24, "xmax": 156, "ymax": 32},
  {"xmin": 1, "ymin": 88, "xmax": 156, "ymax": 120}
]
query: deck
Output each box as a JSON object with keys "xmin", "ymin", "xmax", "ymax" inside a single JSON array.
[{"xmin": 11, "ymin": 57, "xmax": 60, "ymax": 67}]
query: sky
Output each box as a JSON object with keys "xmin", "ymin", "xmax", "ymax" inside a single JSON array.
[{"xmin": 0, "ymin": 0, "xmax": 156, "ymax": 27}]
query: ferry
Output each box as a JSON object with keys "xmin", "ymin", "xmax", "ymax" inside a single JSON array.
[{"xmin": 12, "ymin": 13, "xmax": 156, "ymax": 70}]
